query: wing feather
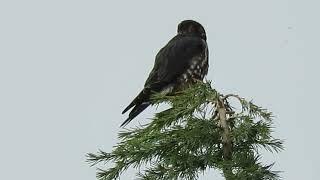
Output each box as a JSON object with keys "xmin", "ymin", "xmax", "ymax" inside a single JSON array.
[
  {"xmin": 121, "ymin": 35, "xmax": 207, "ymax": 126},
  {"xmin": 145, "ymin": 35, "xmax": 207, "ymax": 88}
]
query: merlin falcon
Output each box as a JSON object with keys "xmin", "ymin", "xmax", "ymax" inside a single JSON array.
[{"xmin": 121, "ymin": 20, "xmax": 209, "ymax": 126}]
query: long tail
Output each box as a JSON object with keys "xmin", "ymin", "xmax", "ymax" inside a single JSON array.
[
  {"xmin": 121, "ymin": 103, "xmax": 150, "ymax": 127},
  {"xmin": 121, "ymin": 89, "xmax": 151, "ymax": 127}
]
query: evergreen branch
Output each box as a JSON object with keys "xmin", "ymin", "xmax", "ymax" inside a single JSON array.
[
  {"xmin": 88, "ymin": 81, "xmax": 284, "ymax": 180},
  {"xmin": 222, "ymin": 94, "xmax": 273, "ymax": 121},
  {"xmin": 86, "ymin": 150, "xmax": 112, "ymax": 166},
  {"xmin": 228, "ymin": 153, "xmax": 281, "ymax": 180}
]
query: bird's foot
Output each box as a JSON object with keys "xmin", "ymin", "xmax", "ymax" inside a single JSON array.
[{"xmin": 192, "ymin": 78, "xmax": 204, "ymax": 84}]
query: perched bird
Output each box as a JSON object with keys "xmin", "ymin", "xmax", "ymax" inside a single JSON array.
[{"xmin": 121, "ymin": 20, "xmax": 209, "ymax": 127}]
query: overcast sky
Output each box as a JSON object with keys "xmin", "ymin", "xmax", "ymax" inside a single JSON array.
[{"xmin": 0, "ymin": 0, "xmax": 319, "ymax": 179}]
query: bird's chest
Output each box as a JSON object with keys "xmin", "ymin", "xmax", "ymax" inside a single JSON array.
[{"xmin": 178, "ymin": 53, "xmax": 208, "ymax": 83}]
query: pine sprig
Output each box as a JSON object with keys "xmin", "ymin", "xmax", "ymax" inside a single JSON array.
[{"xmin": 87, "ymin": 81, "xmax": 284, "ymax": 180}]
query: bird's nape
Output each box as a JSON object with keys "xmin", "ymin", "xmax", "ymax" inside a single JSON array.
[{"xmin": 177, "ymin": 20, "xmax": 206, "ymax": 40}]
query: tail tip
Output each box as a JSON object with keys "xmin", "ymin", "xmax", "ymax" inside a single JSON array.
[{"xmin": 120, "ymin": 117, "xmax": 131, "ymax": 127}]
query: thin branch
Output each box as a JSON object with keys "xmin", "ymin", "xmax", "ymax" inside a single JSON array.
[
  {"xmin": 222, "ymin": 94, "xmax": 243, "ymax": 102},
  {"xmin": 216, "ymin": 96, "xmax": 233, "ymax": 179}
]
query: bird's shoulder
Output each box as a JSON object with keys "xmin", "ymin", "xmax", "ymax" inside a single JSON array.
[{"xmin": 153, "ymin": 34, "xmax": 207, "ymax": 67}]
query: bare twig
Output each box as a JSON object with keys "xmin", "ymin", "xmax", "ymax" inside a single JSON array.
[{"xmin": 222, "ymin": 94, "xmax": 243, "ymax": 102}]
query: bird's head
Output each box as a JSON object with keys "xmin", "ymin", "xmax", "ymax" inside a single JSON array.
[{"xmin": 177, "ymin": 20, "xmax": 206, "ymax": 40}]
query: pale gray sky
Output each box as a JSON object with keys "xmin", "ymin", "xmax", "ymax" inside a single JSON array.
[{"xmin": 0, "ymin": 0, "xmax": 319, "ymax": 179}]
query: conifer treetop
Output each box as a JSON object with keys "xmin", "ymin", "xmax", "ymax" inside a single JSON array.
[{"xmin": 87, "ymin": 81, "xmax": 284, "ymax": 180}]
